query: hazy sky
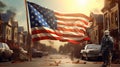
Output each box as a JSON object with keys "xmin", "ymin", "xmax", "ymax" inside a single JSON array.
[
  {"xmin": 1, "ymin": 0, "xmax": 104, "ymax": 31},
  {"xmin": 1, "ymin": 0, "xmax": 104, "ymax": 50}
]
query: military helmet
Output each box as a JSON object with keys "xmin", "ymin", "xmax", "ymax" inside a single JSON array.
[{"xmin": 104, "ymin": 30, "xmax": 110, "ymax": 35}]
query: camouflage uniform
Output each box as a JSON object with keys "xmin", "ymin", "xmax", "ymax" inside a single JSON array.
[{"xmin": 101, "ymin": 35, "xmax": 114, "ymax": 67}]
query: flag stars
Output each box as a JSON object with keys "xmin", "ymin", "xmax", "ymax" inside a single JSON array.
[
  {"xmin": 38, "ymin": 16, "xmax": 41, "ymax": 19},
  {"xmin": 41, "ymin": 19, "xmax": 44, "ymax": 22},
  {"xmin": 42, "ymin": 23, "xmax": 46, "ymax": 26},
  {"xmin": 31, "ymin": 16, "xmax": 34, "ymax": 19},
  {"xmin": 31, "ymin": 10, "xmax": 34, "ymax": 13},
  {"xmin": 44, "ymin": 22, "xmax": 48, "ymax": 25},
  {"xmin": 28, "ymin": 2, "xmax": 57, "ymax": 29},
  {"xmin": 35, "ymin": 12, "xmax": 38, "ymax": 16},
  {"xmin": 31, "ymin": 21, "xmax": 35, "ymax": 26},
  {"xmin": 37, "ymin": 11, "xmax": 40, "ymax": 14},
  {"xmin": 35, "ymin": 23, "xmax": 38, "ymax": 26},
  {"xmin": 35, "ymin": 18, "xmax": 38, "ymax": 21},
  {"xmin": 32, "ymin": 21, "xmax": 34, "ymax": 24},
  {"xmin": 28, "ymin": 4, "xmax": 33, "ymax": 8},
  {"xmin": 38, "ymin": 20, "xmax": 41, "ymax": 23},
  {"xmin": 33, "ymin": 8, "xmax": 37, "ymax": 12}
]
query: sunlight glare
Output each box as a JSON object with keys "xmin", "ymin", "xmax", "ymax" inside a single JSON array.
[{"xmin": 76, "ymin": 0, "xmax": 88, "ymax": 6}]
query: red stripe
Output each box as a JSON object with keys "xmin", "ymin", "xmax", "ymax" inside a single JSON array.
[
  {"xmin": 32, "ymin": 29, "xmax": 85, "ymax": 37},
  {"xmin": 32, "ymin": 36, "xmax": 61, "ymax": 41},
  {"xmin": 32, "ymin": 36, "xmax": 80, "ymax": 44},
  {"xmin": 32, "ymin": 29, "xmax": 60, "ymax": 35},
  {"xmin": 32, "ymin": 36, "xmax": 90, "ymax": 44},
  {"xmin": 57, "ymin": 27, "xmax": 85, "ymax": 34}
]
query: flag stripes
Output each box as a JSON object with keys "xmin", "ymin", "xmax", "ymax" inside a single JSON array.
[{"xmin": 27, "ymin": 1, "xmax": 91, "ymax": 44}]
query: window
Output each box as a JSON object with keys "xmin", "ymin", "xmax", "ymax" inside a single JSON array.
[
  {"xmin": 104, "ymin": 13, "xmax": 109, "ymax": 30},
  {"xmin": 0, "ymin": 43, "xmax": 3, "ymax": 48},
  {"xmin": 111, "ymin": 13, "xmax": 114, "ymax": 24},
  {"xmin": 115, "ymin": 11, "xmax": 118, "ymax": 25}
]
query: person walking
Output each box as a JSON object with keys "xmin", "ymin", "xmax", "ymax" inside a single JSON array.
[
  {"xmin": 101, "ymin": 30, "xmax": 114, "ymax": 67},
  {"xmin": 70, "ymin": 47, "xmax": 74, "ymax": 61}
]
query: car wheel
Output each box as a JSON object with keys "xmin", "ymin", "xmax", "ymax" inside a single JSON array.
[
  {"xmin": 8, "ymin": 57, "xmax": 12, "ymax": 61},
  {"xmin": 85, "ymin": 54, "xmax": 89, "ymax": 60},
  {"xmin": 80, "ymin": 54, "xmax": 84, "ymax": 60}
]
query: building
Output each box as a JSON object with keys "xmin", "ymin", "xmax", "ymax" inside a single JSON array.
[
  {"xmin": 88, "ymin": 13, "xmax": 103, "ymax": 44},
  {"xmin": 18, "ymin": 26, "xmax": 24, "ymax": 47},
  {"xmin": 0, "ymin": 10, "xmax": 19, "ymax": 49},
  {"xmin": 23, "ymin": 31, "xmax": 28, "ymax": 49},
  {"xmin": 0, "ymin": 13, "xmax": 13, "ymax": 44},
  {"xmin": 12, "ymin": 21, "xmax": 18, "ymax": 46},
  {"xmin": 102, "ymin": 0, "xmax": 120, "ymax": 50}
]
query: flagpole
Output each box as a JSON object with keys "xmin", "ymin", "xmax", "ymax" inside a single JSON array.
[{"xmin": 24, "ymin": 0, "xmax": 32, "ymax": 61}]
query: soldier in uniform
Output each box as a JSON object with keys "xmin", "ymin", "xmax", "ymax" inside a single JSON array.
[{"xmin": 101, "ymin": 30, "xmax": 114, "ymax": 67}]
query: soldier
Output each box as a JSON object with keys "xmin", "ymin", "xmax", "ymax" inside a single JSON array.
[{"xmin": 101, "ymin": 30, "xmax": 114, "ymax": 67}]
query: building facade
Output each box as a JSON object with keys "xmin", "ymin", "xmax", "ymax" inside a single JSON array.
[
  {"xmin": 12, "ymin": 21, "xmax": 18, "ymax": 46},
  {"xmin": 18, "ymin": 26, "xmax": 24, "ymax": 47},
  {"xmin": 89, "ymin": 13, "xmax": 103, "ymax": 44},
  {"xmin": 0, "ymin": 11, "xmax": 19, "ymax": 49},
  {"xmin": 102, "ymin": 0, "xmax": 120, "ymax": 50},
  {"xmin": 0, "ymin": 13, "xmax": 13, "ymax": 48}
]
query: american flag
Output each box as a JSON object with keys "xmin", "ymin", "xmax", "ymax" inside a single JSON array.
[{"xmin": 27, "ymin": 2, "xmax": 91, "ymax": 44}]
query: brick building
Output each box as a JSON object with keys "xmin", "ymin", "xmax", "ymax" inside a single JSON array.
[{"xmin": 102, "ymin": 0, "xmax": 120, "ymax": 51}]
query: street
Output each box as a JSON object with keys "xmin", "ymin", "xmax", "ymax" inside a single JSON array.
[{"xmin": 0, "ymin": 54, "xmax": 120, "ymax": 67}]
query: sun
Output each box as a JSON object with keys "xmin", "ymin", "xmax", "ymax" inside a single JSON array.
[{"xmin": 76, "ymin": 0, "xmax": 88, "ymax": 6}]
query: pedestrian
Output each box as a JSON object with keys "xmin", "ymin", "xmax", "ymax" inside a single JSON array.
[
  {"xmin": 101, "ymin": 30, "xmax": 114, "ymax": 67},
  {"xmin": 70, "ymin": 47, "xmax": 74, "ymax": 61}
]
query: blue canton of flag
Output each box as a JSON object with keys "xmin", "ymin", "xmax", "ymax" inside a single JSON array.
[{"xmin": 27, "ymin": 2, "xmax": 57, "ymax": 29}]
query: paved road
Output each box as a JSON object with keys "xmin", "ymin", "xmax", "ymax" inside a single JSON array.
[{"xmin": 0, "ymin": 54, "xmax": 120, "ymax": 67}]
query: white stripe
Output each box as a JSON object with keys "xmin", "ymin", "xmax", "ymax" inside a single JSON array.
[
  {"xmin": 58, "ymin": 21, "xmax": 90, "ymax": 27},
  {"xmin": 55, "ymin": 14, "xmax": 89, "ymax": 22},
  {"xmin": 57, "ymin": 25, "xmax": 86, "ymax": 31},
  {"xmin": 32, "ymin": 33, "xmax": 86, "ymax": 40},
  {"xmin": 55, "ymin": 14, "xmax": 90, "ymax": 26}
]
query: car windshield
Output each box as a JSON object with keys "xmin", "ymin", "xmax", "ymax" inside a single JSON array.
[
  {"xmin": 3, "ymin": 43, "xmax": 10, "ymax": 49},
  {"xmin": 85, "ymin": 44, "xmax": 101, "ymax": 49},
  {"xmin": 0, "ymin": 44, "xmax": 3, "ymax": 48}
]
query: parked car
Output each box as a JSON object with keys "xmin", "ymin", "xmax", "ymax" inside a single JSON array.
[
  {"xmin": 42, "ymin": 51, "xmax": 48, "ymax": 56},
  {"xmin": 31, "ymin": 48, "xmax": 43, "ymax": 57},
  {"xmin": 19, "ymin": 47, "xmax": 28, "ymax": 54},
  {"xmin": 0, "ymin": 42, "xmax": 13, "ymax": 61},
  {"xmin": 19, "ymin": 47, "xmax": 28, "ymax": 61},
  {"xmin": 80, "ymin": 44, "xmax": 102, "ymax": 60}
]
